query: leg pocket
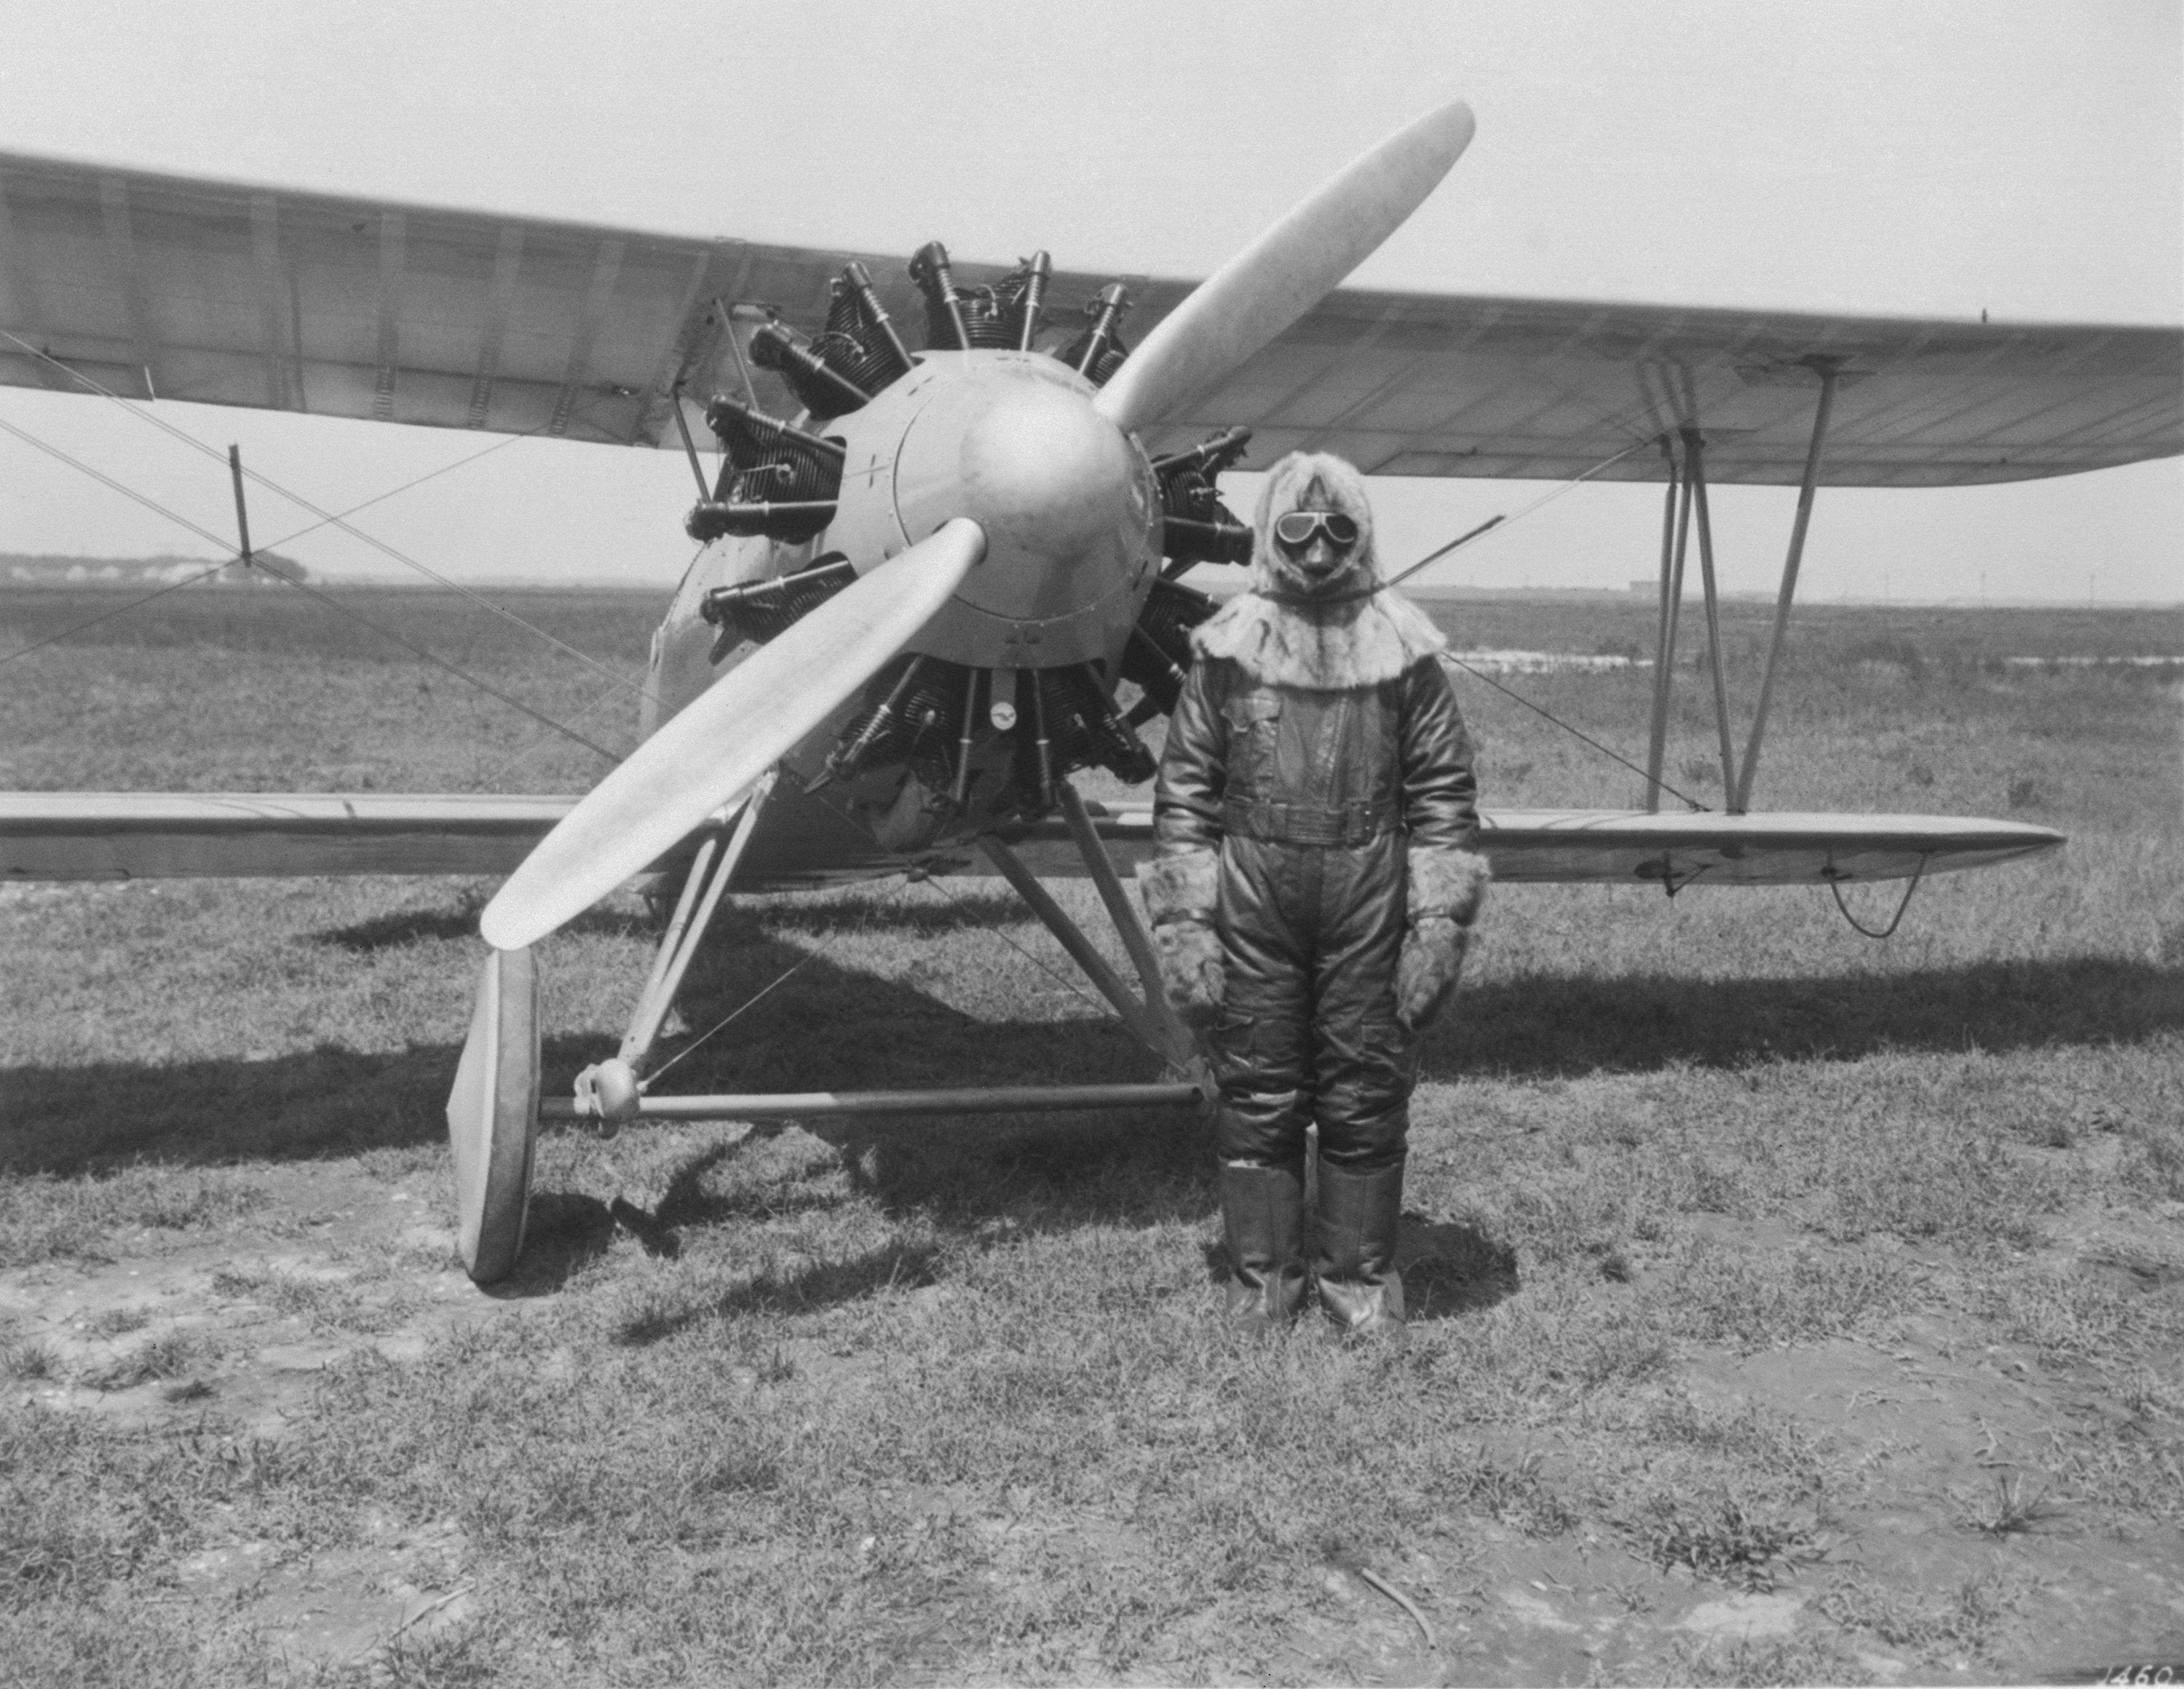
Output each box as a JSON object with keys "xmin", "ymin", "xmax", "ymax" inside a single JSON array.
[{"xmin": 1211, "ymin": 1006, "xmax": 1256, "ymax": 1072}]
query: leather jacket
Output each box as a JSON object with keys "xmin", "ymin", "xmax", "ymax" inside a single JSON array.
[{"xmin": 1155, "ymin": 653, "xmax": 1479, "ymax": 858}]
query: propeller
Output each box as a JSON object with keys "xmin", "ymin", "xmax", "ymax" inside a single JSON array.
[
  {"xmin": 1094, "ymin": 100, "xmax": 1476, "ymax": 437},
  {"xmin": 480, "ymin": 518, "xmax": 986, "ymax": 951}
]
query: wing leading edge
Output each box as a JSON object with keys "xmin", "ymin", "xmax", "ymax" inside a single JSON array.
[{"xmin": 1, "ymin": 149, "xmax": 2175, "ymax": 486}]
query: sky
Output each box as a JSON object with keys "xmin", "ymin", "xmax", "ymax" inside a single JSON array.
[{"xmin": 0, "ymin": 0, "xmax": 2177, "ymax": 604}]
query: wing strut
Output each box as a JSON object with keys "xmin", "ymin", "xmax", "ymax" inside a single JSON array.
[
  {"xmin": 1637, "ymin": 365, "xmax": 1840, "ymax": 817},
  {"xmin": 1735, "ymin": 364, "xmax": 1840, "ymax": 812},
  {"xmin": 1685, "ymin": 430, "xmax": 1741, "ymax": 802},
  {"xmin": 539, "ymin": 775, "xmax": 1208, "ymax": 1152},
  {"xmin": 1642, "ymin": 438, "xmax": 1693, "ymax": 811}
]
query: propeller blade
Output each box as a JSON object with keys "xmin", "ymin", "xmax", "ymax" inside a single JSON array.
[
  {"xmin": 1094, "ymin": 100, "xmax": 1475, "ymax": 436},
  {"xmin": 480, "ymin": 518, "xmax": 986, "ymax": 951}
]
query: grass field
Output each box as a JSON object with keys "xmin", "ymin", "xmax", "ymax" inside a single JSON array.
[{"xmin": 3, "ymin": 582, "xmax": 2180, "ymax": 1686}]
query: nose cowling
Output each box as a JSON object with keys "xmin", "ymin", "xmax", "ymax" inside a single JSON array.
[{"xmin": 893, "ymin": 362, "xmax": 1156, "ymax": 625}]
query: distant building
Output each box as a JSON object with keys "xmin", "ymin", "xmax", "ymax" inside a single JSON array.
[{"xmin": 1, "ymin": 551, "xmax": 306, "ymax": 586}]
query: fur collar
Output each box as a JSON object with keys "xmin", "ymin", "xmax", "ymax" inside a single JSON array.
[{"xmin": 1191, "ymin": 586, "xmax": 1447, "ymax": 689}]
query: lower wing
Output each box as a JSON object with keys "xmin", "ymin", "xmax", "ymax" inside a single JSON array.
[{"xmin": 1, "ymin": 792, "xmax": 2061, "ymax": 889}]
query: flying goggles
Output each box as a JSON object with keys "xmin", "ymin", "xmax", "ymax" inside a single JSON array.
[{"xmin": 1272, "ymin": 509, "xmax": 1361, "ymax": 553}]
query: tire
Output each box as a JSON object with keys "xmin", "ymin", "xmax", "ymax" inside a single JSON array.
[{"xmin": 445, "ymin": 946, "xmax": 542, "ymax": 1284}]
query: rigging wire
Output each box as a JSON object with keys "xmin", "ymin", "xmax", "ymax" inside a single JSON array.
[
  {"xmin": 0, "ymin": 329, "xmax": 656, "ymax": 703},
  {"xmin": 1372, "ymin": 432, "xmax": 1706, "ymax": 810},
  {"xmin": 0, "ymin": 556, "xmax": 232, "ymax": 663},
  {"xmin": 642, "ymin": 952, "xmax": 816, "ymax": 1086},
  {"xmin": 473, "ymin": 676, "xmax": 635, "ymax": 788},
  {"xmin": 1439, "ymin": 650, "xmax": 1709, "ymax": 812},
  {"xmin": 0, "ymin": 413, "xmax": 620, "ymax": 761},
  {"xmin": 807, "ymin": 784, "xmax": 1123, "ymax": 1027},
  {"xmin": 0, "ymin": 423, "xmax": 552, "ymax": 665},
  {"xmin": 1386, "ymin": 437, "xmax": 1651, "ymax": 588}
]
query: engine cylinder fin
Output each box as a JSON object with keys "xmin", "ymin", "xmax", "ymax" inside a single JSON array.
[
  {"xmin": 697, "ymin": 396, "xmax": 844, "ymax": 540},
  {"xmin": 705, "ymin": 396, "xmax": 847, "ymax": 469},
  {"xmin": 1061, "ymin": 284, "xmax": 1132, "ymax": 386},
  {"xmin": 749, "ymin": 317, "xmax": 870, "ymax": 417},
  {"xmin": 814, "ymin": 654, "xmax": 932, "ymax": 790},
  {"xmin": 1155, "ymin": 425, "xmax": 1254, "ymax": 564},
  {"xmin": 1013, "ymin": 251, "xmax": 1052, "ymax": 352},
  {"xmin": 818, "ymin": 262, "xmax": 915, "ymax": 395},
  {"xmin": 1160, "ymin": 515, "xmax": 1253, "ymax": 565},
  {"xmin": 1119, "ymin": 577, "xmax": 1217, "ymax": 717},
  {"xmin": 827, "ymin": 652, "xmax": 977, "ymax": 786},
  {"xmin": 1149, "ymin": 425, "xmax": 1253, "ymax": 481},
  {"xmin": 686, "ymin": 499, "xmax": 840, "ymax": 545},
  {"xmin": 1007, "ymin": 662, "xmax": 1158, "ymax": 813},
  {"xmin": 842, "ymin": 262, "xmax": 914, "ymax": 373},
  {"xmin": 908, "ymin": 242, "xmax": 973, "ymax": 351},
  {"xmin": 700, "ymin": 555, "xmax": 858, "ymax": 656}
]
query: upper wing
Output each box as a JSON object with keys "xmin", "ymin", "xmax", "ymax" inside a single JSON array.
[
  {"xmin": 2, "ymin": 149, "xmax": 2175, "ymax": 484},
  {"xmin": 1170, "ymin": 296, "xmax": 2183, "ymax": 488}
]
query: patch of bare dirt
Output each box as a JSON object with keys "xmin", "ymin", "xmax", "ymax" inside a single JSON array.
[
  {"xmin": 6, "ymin": 1158, "xmax": 2182, "ymax": 1683},
  {"xmin": 0, "ymin": 1160, "xmax": 537, "ymax": 1669}
]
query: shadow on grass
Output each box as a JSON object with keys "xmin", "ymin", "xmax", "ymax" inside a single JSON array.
[
  {"xmin": 743, "ymin": 888, "xmax": 1025, "ymax": 939},
  {"xmin": 310, "ymin": 902, "xmax": 650, "ymax": 952},
  {"xmin": 611, "ymin": 1241, "xmax": 944, "ymax": 1345},
  {"xmin": 7, "ymin": 952, "xmax": 2173, "ymax": 1249},
  {"xmin": 1431, "ymin": 955, "xmax": 2184, "ymax": 1078},
  {"xmin": 1190, "ymin": 1214, "xmax": 1521, "ymax": 1326},
  {"xmin": 0, "ymin": 925, "xmax": 1168, "ymax": 1181},
  {"xmin": 482, "ymin": 1191, "xmax": 618, "ymax": 1298},
  {"xmin": 1402, "ymin": 1218, "xmax": 1522, "ymax": 1320}
]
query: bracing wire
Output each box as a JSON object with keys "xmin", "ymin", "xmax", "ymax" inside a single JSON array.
[
  {"xmin": 0, "ymin": 423, "xmax": 547, "ymax": 665},
  {"xmin": 0, "ymin": 413, "xmax": 620, "ymax": 761},
  {"xmin": 1440, "ymin": 651, "xmax": 1709, "ymax": 812},
  {"xmin": 1387, "ymin": 437, "xmax": 1651, "ymax": 588},
  {"xmin": 1380, "ymin": 433, "xmax": 1706, "ymax": 808},
  {"xmin": 474, "ymin": 676, "xmax": 635, "ymax": 788},
  {"xmin": 643, "ymin": 953, "xmax": 817, "ymax": 1085},
  {"xmin": 0, "ymin": 556, "xmax": 232, "ymax": 663},
  {"xmin": 804, "ymin": 785, "xmax": 1123, "ymax": 1026},
  {"xmin": 0, "ymin": 328, "xmax": 656, "ymax": 705}
]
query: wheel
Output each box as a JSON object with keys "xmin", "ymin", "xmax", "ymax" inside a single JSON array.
[{"xmin": 445, "ymin": 945, "xmax": 542, "ymax": 1284}]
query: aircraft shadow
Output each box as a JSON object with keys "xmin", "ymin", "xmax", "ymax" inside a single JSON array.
[
  {"xmin": 6, "ymin": 941, "xmax": 2168, "ymax": 1326},
  {"xmin": 742, "ymin": 888, "xmax": 1025, "ymax": 939},
  {"xmin": 0, "ymin": 922, "xmax": 1168, "ymax": 1178},
  {"xmin": 6, "ymin": 952, "xmax": 2168, "ymax": 1179},
  {"xmin": 1426, "ymin": 955, "xmax": 2182, "ymax": 1078},
  {"xmin": 312, "ymin": 901, "xmax": 651, "ymax": 953}
]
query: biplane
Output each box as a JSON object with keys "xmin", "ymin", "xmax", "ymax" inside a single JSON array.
[{"xmin": 1, "ymin": 103, "xmax": 2175, "ymax": 1281}]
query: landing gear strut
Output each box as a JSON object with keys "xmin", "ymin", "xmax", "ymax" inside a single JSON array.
[{"xmin": 447, "ymin": 775, "xmax": 1206, "ymax": 1284}]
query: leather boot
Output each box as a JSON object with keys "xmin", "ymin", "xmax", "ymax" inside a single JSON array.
[
  {"xmin": 1315, "ymin": 1159, "xmax": 1406, "ymax": 1340},
  {"xmin": 1219, "ymin": 1161, "xmax": 1307, "ymax": 1332}
]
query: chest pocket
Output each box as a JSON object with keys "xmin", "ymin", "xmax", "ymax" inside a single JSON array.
[{"xmin": 1222, "ymin": 691, "xmax": 1283, "ymax": 794}]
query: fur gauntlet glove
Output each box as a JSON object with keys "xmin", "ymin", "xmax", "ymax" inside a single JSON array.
[
  {"xmin": 1138, "ymin": 851, "xmax": 1224, "ymax": 1029},
  {"xmin": 1396, "ymin": 846, "xmax": 1491, "ymax": 1032}
]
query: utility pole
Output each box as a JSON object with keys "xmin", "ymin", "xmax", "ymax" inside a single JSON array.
[{"xmin": 228, "ymin": 444, "xmax": 253, "ymax": 576}]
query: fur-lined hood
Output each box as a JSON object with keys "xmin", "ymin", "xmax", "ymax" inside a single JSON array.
[{"xmin": 1191, "ymin": 450, "xmax": 1444, "ymax": 689}]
